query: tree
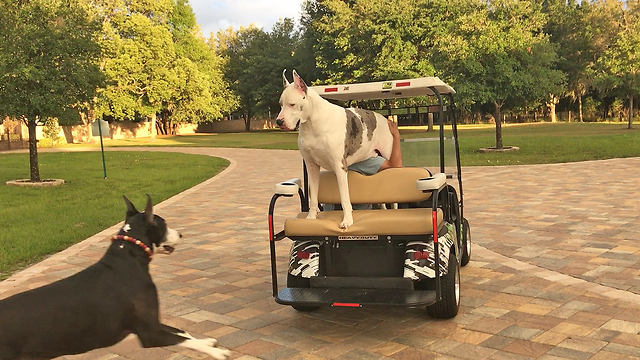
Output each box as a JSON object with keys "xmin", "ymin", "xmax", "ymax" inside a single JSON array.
[
  {"xmin": 162, "ymin": 0, "xmax": 237, "ymax": 134},
  {"xmin": 431, "ymin": 0, "xmax": 564, "ymax": 148},
  {"xmin": 543, "ymin": 0, "xmax": 595, "ymax": 123},
  {"xmin": 309, "ymin": 0, "xmax": 432, "ymax": 84},
  {"xmin": 0, "ymin": 0, "xmax": 103, "ymax": 181},
  {"xmin": 591, "ymin": 0, "xmax": 640, "ymax": 129},
  {"xmin": 94, "ymin": 0, "xmax": 177, "ymax": 139},
  {"xmin": 216, "ymin": 19, "xmax": 301, "ymax": 131}
]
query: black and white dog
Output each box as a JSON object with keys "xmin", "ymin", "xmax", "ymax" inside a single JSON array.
[{"xmin": 0, "ymin": 195, "xmax": 230, "ymax": 360}]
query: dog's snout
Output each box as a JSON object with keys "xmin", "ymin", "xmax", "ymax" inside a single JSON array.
[{"xmin": 276, "ymin": 119, "xmax": 283, "ymax": 127}]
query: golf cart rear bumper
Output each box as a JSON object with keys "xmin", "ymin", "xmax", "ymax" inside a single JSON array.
[{"xmin": 275, "ymin": 287, "xmax": 437, "ymax": 307}]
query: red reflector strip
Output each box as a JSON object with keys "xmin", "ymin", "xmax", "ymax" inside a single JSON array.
[
  {"xmin": 413, "ymin": 251, "xmax": 430, "ymax": 260},
  {"xmin": 332, "ymin": 303, "xmax": 361, "ymax": 307},
  {"xmin": 324, "ymin": 87, "xmax": 338, "ymax": 93},
  {"xmin": 395, "ymin": 81, "xmax": 411, "ymax": 87},
  {"xmin": 432, "ymin": 210, "xmax": 438, "ymax": 243},
  {"xmin": 297, "ymin": 251, "xmax": 310, "ymax": 259},
  {"xmin": 268, "ymin": 214, "xmax": 274, "ymax": 241}
]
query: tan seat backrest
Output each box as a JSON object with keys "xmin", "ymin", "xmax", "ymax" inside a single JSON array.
[{"xmin": 317, "ymin": 167, "xmax": 433, "ymax": 205}]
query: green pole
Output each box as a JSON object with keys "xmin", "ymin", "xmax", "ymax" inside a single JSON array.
[{"xmin": 98, "ymin": 120, "xmax": 107, "ymax": 179}]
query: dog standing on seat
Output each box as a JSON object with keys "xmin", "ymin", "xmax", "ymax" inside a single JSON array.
[
  {"xmin": 0, "ymin": 195, "xmax": 230, "ymax": 360},
  {"xmin": 276, "ymin": 70, "xmax": 394, "ymax": 229}
]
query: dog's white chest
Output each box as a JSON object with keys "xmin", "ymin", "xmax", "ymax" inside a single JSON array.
[{"xmin": 298, "ymin": 133, "xmax": 343, "ymax": 170}]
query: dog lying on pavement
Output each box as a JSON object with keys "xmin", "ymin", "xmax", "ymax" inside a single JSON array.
[
  {"xmin": 276, "ymin": 70, "xmax": 395, "ymax": 229},
  {"xmin": 0, "ymin": 195, "xmax": 230, "ymax": 360}
]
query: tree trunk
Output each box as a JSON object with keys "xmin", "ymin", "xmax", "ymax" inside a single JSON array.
[
  {"xmin": 26, "ymin": 117, "xmax": 41, "ymax": 182},
  {"xmin": 150, "ymin": 113, "xmax": 156, "ymax": 139},
  {"xmin": 82, "ymin": 106, "xmax": 98, "ymax": 144},
  {"xmin": 427, "ymin": 112, "xmax": 434, "ymax": 132},
  {"xmin": 548, "ymin": 94, "xmax": 559, "ymax": 123},
  {"xmin": 494, "ymin": 101, "xmax": 503, "ymax": 149},
  {"xmin": 578, "ymin": 95, "xmax": 584, "ymax": 122},
  {"xmin": 245, "ymin": 109, "xmax": 252, "ymax": 132},
  {"xmin": 629, "ymin": 96, "xmax": 634, "ymax": 130}
]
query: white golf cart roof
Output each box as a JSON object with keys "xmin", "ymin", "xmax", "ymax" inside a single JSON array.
[{"xmin": 310, "ymin": 77, "xmax": 455, "ymax": 101}]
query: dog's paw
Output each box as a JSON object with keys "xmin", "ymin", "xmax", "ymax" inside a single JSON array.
[
  {"xmin": 178, "ymin": 337, "xmax": 228, "ymax": 360},
  {"xmin": 201, "ymin": 337, "xmax": 218, "ymax": 347},
  {"xmin": 339, "ymin": 219, "xmax": 353, "ymax": 230},
  {"xmin": 212, "ymin": 348, "xmax": 231, "ymax": 360},
  {"xmin": 306, "ymin": 212, "xmax": 317, "ymax": 220}
]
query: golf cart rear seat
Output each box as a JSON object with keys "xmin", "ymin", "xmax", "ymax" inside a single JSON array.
[{"xmin": 281, "ymin": 167, "xmax": 446, "ymax": 237}]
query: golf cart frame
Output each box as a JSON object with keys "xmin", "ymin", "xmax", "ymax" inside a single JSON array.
[{"xmin": 268, "ymin": 77, "xmax": 470, "ymax": 318}]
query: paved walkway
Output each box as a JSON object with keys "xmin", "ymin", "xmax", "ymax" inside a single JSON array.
[{"xmin": 2, "ymin": 148, "xmax": 640, "ymax": 360}]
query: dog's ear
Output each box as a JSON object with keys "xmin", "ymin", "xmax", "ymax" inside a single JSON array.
[
  {"xmin": 144, "ymin": 194, "xmax": 154, "ymax": 224},
  {"xmin": 282, "ymin": 69, "xmax": 290, "ymax": 88},
  {"xmin": 123, "ymin": 196, "xmax": 138, "ymax": 219},
  {"xmin": 292, "ymin": 70, "xmax": 307, "ymax": 95}
]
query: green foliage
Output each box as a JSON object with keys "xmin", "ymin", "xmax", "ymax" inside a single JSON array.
[
  {"xmin": 431, "ymin": 0, "xmax": 564, "ymax": 110},
  {"xmin": 310, "ymin": 0, "xmax": 433, "ymax": 83},
  {"xmin": 591, "ymin": 0, "xmax": 640, "ymax": 99},
  {"xmin": 0, "ymin": 0, "xmax": 103, "ymax": 120},
  {"xmin": 543, "ymin": 0, "xmax": 593, "ymax": 101},
  {"xmin": 96, "ymin": 0, "xmax": 177, "ymax": 119},
  {"xmin": 42, "ymin": 118, "xmax": 62, "ymax": 145},
  {"xmin": 215, "ymin": 19, "xmax": 302, "ymax": 129},
  {"xmin": 92, "ymin": 0, "xmax": 236, "ymax": 128},
  {"xmin": 167, "ymin": 0, "xmax": 237, "ymax": 124}
]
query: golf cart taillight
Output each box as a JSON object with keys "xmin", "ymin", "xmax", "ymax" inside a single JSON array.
[
  {"xmin": 413, "ymin": 251, "xmax": 430, "ymax": 260},
  {"xmin": 332, "ymin": 303, "xmax": 361, "ymax": 307},
  {"xmin": 296, "ymin": 251, "xmax": 310, "ymax": 259}
]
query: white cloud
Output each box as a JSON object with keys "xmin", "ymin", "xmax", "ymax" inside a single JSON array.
[{"xmin": 189, "ymin": 0, "xmax": 304, "ymax": 37}]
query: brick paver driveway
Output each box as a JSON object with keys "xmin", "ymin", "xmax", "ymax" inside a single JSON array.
[{"xmin": 2, "ymin": 148, "xmax": 640, "ymax": 360}]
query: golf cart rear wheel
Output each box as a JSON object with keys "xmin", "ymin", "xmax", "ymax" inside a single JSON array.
[
  {"xmin": 427, "ymin": 251, "xmax": 460, "ymax": 319},
  {"xmin": 461, "ymin": 218, "xmax": 471, "ymax": 266},
  {"xmin": 287, "ymin": 274, "xmax": 320, "ymax": 312}
]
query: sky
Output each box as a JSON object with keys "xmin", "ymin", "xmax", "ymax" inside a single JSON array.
[{"xmin": 189, "ymin": 0, "xmax": 306, "ymax": 37}]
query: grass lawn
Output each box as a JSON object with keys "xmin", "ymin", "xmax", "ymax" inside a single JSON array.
[
  {"xmin": 64, "ymin": 121, "xmax": 640, "ymax": 166},
  {"xmin": 82, "ymin": 130, "xmax": 300, "ymax": 150},
  {"xmin": 403, "ymin": 122, "xmax": 640, "ymax": 166},
  {"xmin": 0, "ymin": 151, "xmax": 228, "ymax": 279}
]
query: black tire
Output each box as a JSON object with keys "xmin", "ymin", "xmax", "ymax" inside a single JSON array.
[
  {"xmin": 287, "ymin": 274, "xmax": 320, "ymax": 312},
  {"xmin": 460, "ymin": 218, "xmax": 471, "ymax": 266},
  {"xmin": 427, "ymin": 251, "xmax": 460, "ymax": 319}
]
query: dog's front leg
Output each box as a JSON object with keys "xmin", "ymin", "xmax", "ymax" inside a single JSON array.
[
  {"xmin": 172, "ymin": 336, "xmax": 230, "ymax": 360},
  {"xmin": 305, "ymin": 161, "xmax": 321, "ymax": 219},
  {"xmin": 136, "ymin": 324, "xmax": 230, "ymax": 360},
  {"xmin": 334, "ymin": 167, "xmax": 353, "ymax": 229}
]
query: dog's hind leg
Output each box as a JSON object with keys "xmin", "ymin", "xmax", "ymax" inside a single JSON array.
[
  {"xmin": 333, "ymin": 167, "xmax": 354, "ymax": 229},
  {"xmin": 305, "ymin": 161, "xmax": 321, "ymax": 219}
]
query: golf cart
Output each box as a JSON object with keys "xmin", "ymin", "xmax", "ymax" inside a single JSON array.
[{"xmin": 267, "ymin": 77, "xmax": 470, "ymax": 318}]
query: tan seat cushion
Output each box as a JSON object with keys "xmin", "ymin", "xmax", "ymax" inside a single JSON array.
[
  {"xmin": 285, "ymin": 208, "xmax": 444, "ymax": 237},
  {"xmin": 318, "ymin": 167, "xmax": 433, "ymax": 205}
]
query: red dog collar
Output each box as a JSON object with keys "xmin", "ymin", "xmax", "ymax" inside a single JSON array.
[{"xmin": 112, "ymin": 235, "xmax": 153, "ymax": 261}]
